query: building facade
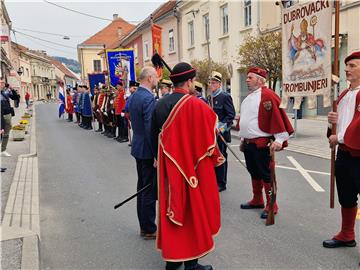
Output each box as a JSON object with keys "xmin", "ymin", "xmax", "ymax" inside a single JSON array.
[
  {"xmin": 10, "ymin": 42, "xmax": 32, "ymax": 101},
  {"xmin": 27, "ymin": 50, "xmax": 56, "ymax": 100},
  {"xmin": 178, "ymin": 0, "xmax": 360, "ymax": 116},
  {"xmin": 0, "ymin": 0, "xmax": 12, "ymax": 88}
]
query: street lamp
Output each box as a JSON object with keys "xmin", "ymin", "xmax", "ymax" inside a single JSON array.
[{"xmin": 17, "ymin": 67, "xmax": 24, "ymax": 76}]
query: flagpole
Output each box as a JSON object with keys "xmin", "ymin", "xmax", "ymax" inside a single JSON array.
[{"xmin": 330, "ymin": 0, "xmax": 340, "ymax": 209}]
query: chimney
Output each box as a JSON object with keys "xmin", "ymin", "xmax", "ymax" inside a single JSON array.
[
  {"xmin": 117, "ymin": 27, "xmax": 123, "ymax": 38},
  {"xmin": 113, "ymin": 14, "xmax": 118, "ymax": 20}
]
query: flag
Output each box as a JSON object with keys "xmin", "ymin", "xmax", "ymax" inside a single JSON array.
[{"xmin": 58, "ymin": 81, "xmax": 65, "ymax": 118}]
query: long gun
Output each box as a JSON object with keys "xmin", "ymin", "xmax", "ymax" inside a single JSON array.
[
  {"xmin": 266, "ymin": 153, "xmax": 277, "ymax": 226},
  {"xmin": 114, "ymin": 183, "xmax": 151, "ymax": 209},
  {"xmin": 217, "ymin": 132, "xmax": 247, "ymax": 169}
]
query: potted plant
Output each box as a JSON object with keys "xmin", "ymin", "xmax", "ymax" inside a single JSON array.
[
  {"xmin": 19, "ymin": 120, "xmax": 30, "ymax": 134},
  {"xmin": 12, "ymin": 125, "xmax": 26, "ymax": 141},
  {"xmin": 22, "ymin": 113, "xmax": 32, "ymax": 119}
]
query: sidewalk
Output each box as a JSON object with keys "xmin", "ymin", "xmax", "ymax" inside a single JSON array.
[
  {"xmin": 1, "ymin": 102, "xmax": 39, "ymax": 270},
  {"xmin": 232, "ymin": 116, "xmax": 331, "ymax": 160}
]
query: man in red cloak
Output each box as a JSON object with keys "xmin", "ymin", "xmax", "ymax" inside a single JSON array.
[
  {"xmin": 151, "ymin": 62, "xmax": 224, "ymax": 270},
  {"xmin": 239, "ymin": 67, "xmax": 294, "ymax": 219},
  {"xmin": 323, "ymin": 51, "xmax": 360, "ymax": 249}
]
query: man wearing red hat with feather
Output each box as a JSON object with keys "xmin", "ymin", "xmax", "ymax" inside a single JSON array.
[
  {"xmin": 323, "ymin": 51, "xmax": 360, "ymax": 249},
  {"xmin": 239, "ymin": 67, "xmax": 294, "ymax": 219}
]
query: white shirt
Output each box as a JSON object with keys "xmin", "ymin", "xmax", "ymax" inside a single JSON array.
[
  {"xmin": 337, "ymin": 86, "xmax": 360, "ymax": 143},
  {"xmin": 239, "ymin": 88, "xmax": 289, "ymax": 144}
]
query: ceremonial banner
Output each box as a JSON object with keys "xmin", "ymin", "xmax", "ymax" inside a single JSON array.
[
  {"xmin": 106, "ymin": 49, "xmax": 135, "ymax": 89},
  {"xmin": 152, "ymin": 24, "xmax": 162, "ymax": 55},
  {"xmin": 152, "ymin": 24, "xmax": 163, "ymax": 79},
  {"xmin": 281, "ymin": 1, "xmax": 332, "ymax": 108},
  {"xmin": 88, "ymin": 73, "xmax": 105, "ymax": 95}
]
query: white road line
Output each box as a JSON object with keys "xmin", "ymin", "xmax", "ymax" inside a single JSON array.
[
  {"xmin": 232, "ymin": 158, "xmax": 330, "ymax": 176},
  {"xmin": 287, "ymin": 156, "xmax": 325, "ymax": 192}
]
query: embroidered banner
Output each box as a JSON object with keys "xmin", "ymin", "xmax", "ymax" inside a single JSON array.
[
  {"xmin": 281, "ymin": 1, "xmax": 332, "ymax": 109},
  {"xmin": 106, "ymin": 49, "xmax": 135, "ymax": 89}
]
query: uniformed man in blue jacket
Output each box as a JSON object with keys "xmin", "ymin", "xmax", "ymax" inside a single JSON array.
[{"xmin": 208, "ymin": 71, "xmax": 235, "ymax": 192}]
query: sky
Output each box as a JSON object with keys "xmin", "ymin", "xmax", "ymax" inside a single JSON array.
[{"xmin": 6, "ymin": 0, "xmax": 167, "ymax": 60}]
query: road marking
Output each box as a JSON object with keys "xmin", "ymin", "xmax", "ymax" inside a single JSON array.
[
  {"xmin": 287, "ymin": 156, "xmax": 325, "ymax": 192},
  {"xmin": 231, "ymin": 153, "xmax": 330, "ymax": 176}
]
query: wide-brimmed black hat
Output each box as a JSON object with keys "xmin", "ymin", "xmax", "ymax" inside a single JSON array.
[{"xmin": 170, "ymin": 62, "xmax": 196, "ymax": 84}]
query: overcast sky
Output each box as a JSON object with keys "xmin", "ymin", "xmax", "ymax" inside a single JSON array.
[{"xmin": 6, "ymin": 0, "xmax": 167, "ymax": 60}]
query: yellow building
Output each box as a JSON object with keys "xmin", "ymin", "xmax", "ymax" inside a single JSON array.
[{"xmin": 77, "ymin": 14, "xmax": 134, "ymax": 84}]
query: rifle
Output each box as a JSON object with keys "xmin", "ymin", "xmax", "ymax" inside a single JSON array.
[
  {"xmin": 114, "ymin": 183, "xmax": 151, "ymax": 209},
  {"xmin": 266, "ymin": 152, "xmax": 277, "ymax": 226},
  {"xmin": 217, "ymin": 132, "xmax": 247, "ymax": 169}
]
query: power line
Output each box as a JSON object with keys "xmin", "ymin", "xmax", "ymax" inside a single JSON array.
[
  {"xmin": 43, "ymin": 0, "xmax": 112, "ymax": 21},
  {"xmin": 12, "ymin": 31, "xmax": 75, "ymax": 57},
  {"xmin": 13, "ymin": 30, "xmax": 77, "ymax": 49},
  {"xmin": 14, "ymin": 27, "xmax": 89, "ymax": 38},
  {"xmin": 43, "ymin": 0, "xmax": 142, "ymax": 23}
]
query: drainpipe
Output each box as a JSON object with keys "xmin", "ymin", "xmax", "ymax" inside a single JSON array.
[{"xmin": 174, "ymin": 7, "xmax": 181, "ymax": 62}]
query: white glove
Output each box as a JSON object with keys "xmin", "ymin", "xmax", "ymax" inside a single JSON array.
[{"xmin": 121, "ymin": 112, "xmax": 125, "ymax": 117}]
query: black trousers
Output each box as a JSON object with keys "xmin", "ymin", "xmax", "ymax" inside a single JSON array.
[
  {"xmin": 135, "ymin": 158, "xmax": 157, "ymax": 234},
  {"xmin": 215, "ymin": 136, "xmax": 228, "ymax": 188},
  {"xmin": 67, "ymin": 113, "xmax": 73, "ymax": 121},
  {"xmin": 336, "ymin": 149, "xmax": 360, "ymax": 208},
  {"xmin": 243, "ymin": 143, "xmax": 271, "ymax": 182},
  {"xmin": 166, "ymin": 259, "xmax": 198, "ymax": 270},
  {"xmin": 115, "ymin": 115, "xmax": 126, "ymax": 138}
]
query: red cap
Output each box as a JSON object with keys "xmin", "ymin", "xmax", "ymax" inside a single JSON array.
[
  {"xmin": 345, "ymin": 51, "xmax": 360, "ymax": 64},
  {"xmin": 247, "ymin": 67, "xmax": 268, "ymax": 79}
]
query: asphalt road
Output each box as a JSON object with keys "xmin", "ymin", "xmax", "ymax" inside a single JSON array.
[{"xmin": 37, "ymin": 103, "xmax": 359, "ymax": 270}]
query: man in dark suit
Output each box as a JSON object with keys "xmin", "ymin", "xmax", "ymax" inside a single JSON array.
[
  {"xmin": 208, "ymin": 71, "xmax": 235, "ymax": 192},
  {"xmin": 128, "ymin": 66, "xmax": 158, "ymax": 240}
]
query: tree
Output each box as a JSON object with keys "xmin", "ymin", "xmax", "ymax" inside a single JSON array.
[
  {"xmin": 191, "ymin": 59, "xmax": 230, "ymax": 90},
  {"xmin": 236, "ymin": 32, "xmax": 282, "ymax": 90}
]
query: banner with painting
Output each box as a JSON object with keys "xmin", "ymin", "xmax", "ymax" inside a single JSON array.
[
  {"xmin": 281, "ymin": 1, "xmax": 332, "ymax": 109},
  {"xmin": 106, "ymin": 49, "xmax": 135, "ymax": 89}
]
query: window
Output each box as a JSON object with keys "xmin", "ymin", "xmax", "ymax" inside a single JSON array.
[
  {"xmin": 203, "ymin": 14, "xmax": 210, "ymax": 41},
  {"xmin": 93, "ymin": 60, "xmax": 101, "ymax": 72},
  {"xmin": 134, "ymin": 44, "xmax": 138, "ymax": 63},
  {"xmin": 221, "ymin": 4, "xmax": 229, "ymax": 35},
  {"xmin": 188, "ymin": 21, "xmax": 194, "ymax": 47},
  {"xmin": 169, "ymin": 29, "xmax": 175, "ymax": 52},
  {"xmin": 144, "ymin": 41, "xmax": 149, "ymax": 59},
  {"xmin": 244, "ymin": 0, "xmax": 251, "ymax": 27}
]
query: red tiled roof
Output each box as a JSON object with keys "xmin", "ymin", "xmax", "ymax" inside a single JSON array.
[
  {"xmin": 11, "ymin": 41, "xmax": 28, "ymax": 53},
  {"xmin": 151, "ymin": 0, "xmax": 177, "ymax": 21},
  {"xmin": 50, "ymin": 58, "xmax": 78, "ymax": 80},
  {"xmin": 80, "ymin": 17, "xmax": 135, "ymax": 48}
]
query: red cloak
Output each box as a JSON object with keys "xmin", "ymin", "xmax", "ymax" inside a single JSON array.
[
  {"xmin": 338, "ymin": 89, "xmax": 360, "ymax": 151},
  {"xmin": 157, "ymin": 94, "xmax": 224, "ymax": 262},
  {"xmin": 114, "ymin": 90, "xmax": 125, "ymax": 115},
  {"xmin": 66, "ymin": 95, "xmax": 74, "ymax": 114},
  {"xmin": 258, "ymin": 86, "xmax": 294, "ymax": 147}
]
